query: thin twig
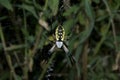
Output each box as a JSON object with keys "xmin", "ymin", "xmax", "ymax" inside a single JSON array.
[
  {"xmin": 33, "ymin": 0, "xmax": 49, "ymax": 56},
  {"xmin": 0, "ymin": 25, "xmax": 17, "ymax": 80},
  {"xmin": 5, "ymin": 44, "xmax": 26, "ymax": 51},
  {"xmin": 13, "ymin": 51, "xmax": 21, "ymax": 66},
  {"xmin": 63, "ymin": 0, "xmax": 71, "ymax": 10},
  {"xmin": 31, "ymin": 27, "xmax": 43, "ymax": 56},
  {"xmin": 23, "ymin": 9, "xmax": 28, "ymax": 80},
  {"xmin": 82, "ymin": 40, "xmax": 89, "ymax": 80},
  {"xmin": 28, "ymin": 27, "xmax": 43, "ymax": 72}
]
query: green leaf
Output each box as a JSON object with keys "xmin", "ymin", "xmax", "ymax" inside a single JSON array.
[
  {"xmin": 77, "ymin": 0, "xmax": 95, "ymax": 45},
  {"xmin": 18, "ymin": 4, "xmax": 38, "ymax": 19},
  {"xmin": 63, "ymin": 19, "xmax": 75, "ymax": 35},
  {"xmin": 104, "ymin": 40, "xmax": 114, "ymax": 49},
  {"xmin": 48, "ymin": 0, "xmax": 59, "ymax": 15},
  {"xmin": 93, "ymin": 0, "xmax": 100, "ymax": 4},
  {"xmin": 78, "ymin": 21, "xmax": 94, "ymax": 45},
  {"xmin": 0, "ymin": 0, "xmax": 13, "ymax": 11},
  {"xmin": 84, "ymin": 0, "xmax": 94, "ymax": 21},
  {"xmin": 78, "ymin": 12, "xmax": 86, "ymax": 25},
  {"xmin": 94, "ymin": 23, "xmax": 111, "ymax": 55},
  {"xmin": 63, "ymin": 5, "xmax": 79, "ymax": 17},
  {"xmin": 75, "ymin": 45, "xmax": 83, "ymax": 61}
]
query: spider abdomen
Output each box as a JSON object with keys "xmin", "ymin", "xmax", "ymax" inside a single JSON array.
[{"xmin": 55, "ymin": 26, "xmax": 65, "ymax": 41}]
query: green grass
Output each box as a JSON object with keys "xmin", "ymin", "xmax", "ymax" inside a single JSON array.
[{"xmin": 0, "ymin": 0, "xmax": 120, "ymax": 80}]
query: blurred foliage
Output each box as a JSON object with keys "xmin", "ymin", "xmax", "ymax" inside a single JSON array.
[{"xmin": 0, "ymin": 0, "xmax": 120, "ymax": 80}]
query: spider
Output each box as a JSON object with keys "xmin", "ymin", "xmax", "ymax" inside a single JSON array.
[{"xmin": 48, "ymin": 25, "xmax": 75, "ymax": 65}]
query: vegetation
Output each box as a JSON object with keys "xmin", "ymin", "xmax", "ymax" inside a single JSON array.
[{"xmin": 0, "ymin": 0, "xmax": 120, "ymax": 80}]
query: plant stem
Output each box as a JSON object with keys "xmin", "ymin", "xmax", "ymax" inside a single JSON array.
[
  {"xmin": 0, "ymin": 25, "xmax": 17, "ymax": 80},
  {"xmin": 102, "ymin": 0, "xmax": 118, "ymax": 52}
]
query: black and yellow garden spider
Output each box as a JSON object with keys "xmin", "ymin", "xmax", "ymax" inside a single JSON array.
[
  {"xmin": 41, "ymin": 25, "xmax": 76, "ymax": 80},
  {"xmin": 48, "ymin": 25, "xmax": 75, "ymax": 65}
]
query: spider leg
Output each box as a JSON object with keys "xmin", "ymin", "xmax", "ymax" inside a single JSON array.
[
  {"xmin": 48, "ymin": 44, "xmax": 56, "ymax": 55},
  {"xmin": 62, "ymin": 44, "xmax": 76, "ymax": 65},
  {"xmin": 43, "ymin": 44, "xmax": 56, "ymax": 63}
]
